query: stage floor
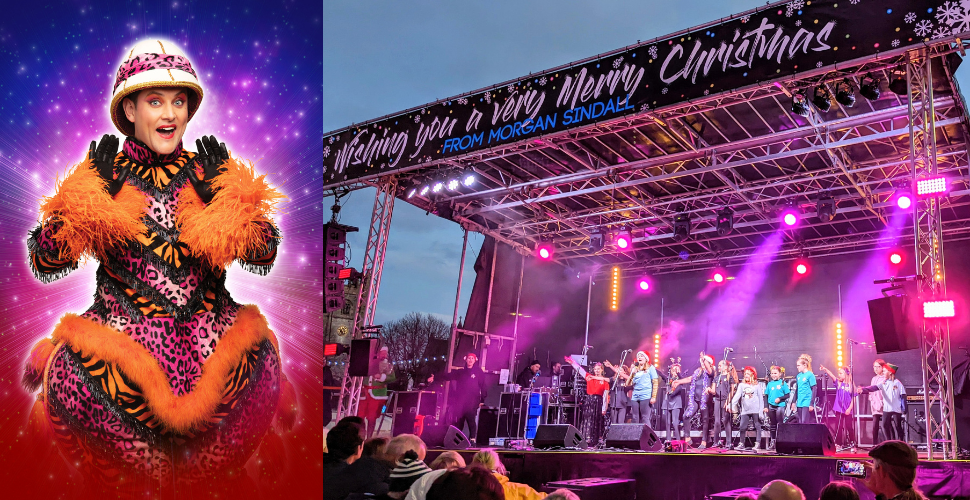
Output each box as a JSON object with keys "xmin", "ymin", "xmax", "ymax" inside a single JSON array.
[{"xmin": 426, "ymin": 447, "xmax": 970, "ymax": 500}]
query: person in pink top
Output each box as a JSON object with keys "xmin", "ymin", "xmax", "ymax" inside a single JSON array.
[{"xmin": 869, "ymin": 359, "xmax": 888, "ymax": 445}]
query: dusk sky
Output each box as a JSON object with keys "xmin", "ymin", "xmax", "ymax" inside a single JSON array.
[{"xmin": 324, "ymin": 0, "xmax": 970, "ymax": 326}]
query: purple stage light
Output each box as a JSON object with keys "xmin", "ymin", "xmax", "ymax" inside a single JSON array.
[
  {"xmin": 638, "ymin": 279, "xmax": 650, "ymax": 291},
  {"xmin": 897, "ymin": 194, "xmax": 912, "ymax": 209},
  {"xmin": 782, "ymin": 210, "xmax": 798, "ymax": 226},
  {"xmin": 889, "ymin": 252, "xmax": 903, "ymax": 265},
  {"xmin": 615, "ymin": 228, "xmax": 632, "ymax": 251},
  {"xmin": 713, "ymin": 272, "xmax": 724, "ymax": 283}
]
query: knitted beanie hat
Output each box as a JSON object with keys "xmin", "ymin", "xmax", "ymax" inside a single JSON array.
[
  {"xmin": 110, "ymin": 39, "xmax": 204, "ymax": 137},
  {"xmin": 388, "ymin": 450, "xmax": 432, "ymax": 493}
]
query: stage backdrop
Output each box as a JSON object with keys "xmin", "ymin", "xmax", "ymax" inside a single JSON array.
[{"xmin": 0, "ymin": 2, "xmax": 323, "ymax": 496}]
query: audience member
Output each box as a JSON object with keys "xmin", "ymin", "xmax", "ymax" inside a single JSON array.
[
  {"xmin": 545, "ymin": 488, "xmax": 580, "ymax": 500},
  {"xmin": 470, "ymin": 449, "xmax": 546, "ymax": 500},
  {"xmin": 323, "ymin": 423, "xmax": 365, "ymax": 500},
  {"xmin": 759, "ymin": 480, "xmax": 806, "ymax": 500},
  {"xmin": 862, "ymin": 441, "xmax": 926, "ymax": 500},
  {"xmin": 735, "ymin": 495, "xmax": 757, "ymax": 500},
  {"xmin": 388, "ymin": 433, "xmax": 429, "ymax": 462},
  {"xmin": 406, "ymin": 451, "xmax": 468, "ymax": 500},
  {"xmin": 388, "ymin": 450, "xmax": 433, "ymax": 499},
  {"xmin": 426, "ymin": 467, "xmax": 506, "ymax": 500},
  {"xmin": 332, "ymin": 437, "xmax": 395, "ymax": 499},
  {"xmin": 819, "ymin": 481, "xmax": 859, "ymax": 500}
]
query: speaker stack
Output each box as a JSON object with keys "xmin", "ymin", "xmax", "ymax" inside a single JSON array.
[
  {"xmin": 775, "ymin": 423, "xmax": 835, "ymax": 456},
  {"xmin": 533, "ymin": 424, "xmax": 587, "ymax": 449},
  {"xmin": 604, "ymin": 423, "xmax": 663, "ymax": 451}
]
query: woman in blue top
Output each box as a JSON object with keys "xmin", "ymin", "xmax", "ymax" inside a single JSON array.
[
  {"xmin": 794, "ymin": 354, "xmax": 818, "ymax": 423},
  {"xmin": 762, "ymin": 365, "xmax": 790, "ymax": 450},
  {"xmin": 626, "ymin": 350, "xmax": 659, "ymax": 427}
]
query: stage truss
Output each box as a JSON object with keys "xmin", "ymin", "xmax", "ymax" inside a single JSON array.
[{"xmin": 330, "ymin": 41, "xmax": 970, "ymax": 454}]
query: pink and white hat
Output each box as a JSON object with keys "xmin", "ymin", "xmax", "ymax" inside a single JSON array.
[{"xmin": 110, "ymin": 39, "xmax": 204, "ymax": 137}]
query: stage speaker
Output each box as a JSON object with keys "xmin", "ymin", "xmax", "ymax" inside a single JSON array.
[
  {"xmin": 533, "ymin": 424, "xmax": 587, "ymax": 449},
  {"xmin": 422, "ymin": 424, "xmax": 470, "ymax": 449},
  {"xmin": 541, "ymin": 478, "xmax": 636, "ymax": 499},
  {"xmin": 391, "ymin": 391, "xmax": 438, "ymax": 436},
  {"xmin": 776, "ymin": 423, "xmax": 835, "ymax": 456},
  {"xmin": 604, "ymin": 423, "xmax": 662, "ymax": 451},
  {"xmin": 477, "ymin": 408, "xmax": 499, "ymax": 445},
  {"xmin": 868, "ymin": 295, "xmax": 919, "ymax": 353},
  {"xmin": 348, "ymin": 339, "xmax": 381, "ymax": 376}
]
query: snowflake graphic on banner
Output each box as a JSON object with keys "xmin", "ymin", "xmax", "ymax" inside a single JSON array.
[
  {"xmin": 413, "ymin": 115, "xmax": 421, "ymax": 123},
  {"xmin": 613, "ymin": 56, "xmax": 624, "ymax": 69},
  {"xmin": 457, "ymin": 97, "xmax": 468, "ymax": 105},
  {"xmin": 640, "ymin": 104, "xmax": 650, "ymax": 112},
  {"xmin": 786, "ymin": 0, "xmax": 803, "ymax": 16},
  {"xmin": 703, "ymin": 89, "xmax": 710, "ymax": 95},
  {"xmin": 795, "ymin": 20, "xmax": 802, "ymax": 26},
  {"xmin": 662, "ymin": 87, "xmax": 669, "ymax": 94},
  {"xmin": 935, "ymin": 1, "xmax": 970, "ymax": 34},
  {"xmin": 323, "ymin": 146, "xmax": 330, "ymax": 158},
  {"xmin": 816, "ymin": 61, "xmax": 824, "ymax": 68},
  {"xmin": 507, "ymin": 84, "xmax": 516, "ymax": 93},
  {"xmin": 648, "ymin": 45, "xmax": 658, "ymax": 59},
  {"xmin": 849, "ymin": 0, "xmax": 860, "ymax": 4},
  {"xmin": 892, "ymin": 39, "xmax": 900, "ymax": 47},
  {"xmin": 905, "ymin": 12, "xmax": 917, "ymax": 23},
  {"xmin": 485, "ymin": 91, "xmax": 492, "ymax": 104},
  {"xmin": 741, "ymin": 15, "xmax": 750, "ymax": 23},
  {"xmin": 914, "ymin": 19, "xmax": 934, "ymax": 37},
  {"xmin": 538, "ymin": 76, "xmax": 548, "ymax": 86},
  {"xmin": 328, "ymin": 136, "xmax": 336, "ymax": 144}
]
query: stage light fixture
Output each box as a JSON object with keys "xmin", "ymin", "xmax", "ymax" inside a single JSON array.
[
  {"xmin": 835, "ymin": 79, "xmax": 856, "ymax": 107},
  {"xmin": 816, "ymin": 195, "xmax": 836, "ymax": 222},
  {"xmin": 916, "ymin": 176, "xmax": 947, "ymax": 196},
  {"xmin": 407, "ymin": 188, "xmax": 417, "ymax": 199},
  {"xmin": 889, "ymin": 251, "xmax": 903, "ymax": 265},
  {"xmin": 896, "ymin": 193, "xmax": 912, "ymax": 209},
  {"xmin": 611, "ymin": 266, "xmax": 621, "ymax": 311},
  {"xmin": 654, "ymin": 333, "xmax": 661, "ymax": 367},
  {"xmin": 791, "ymin": 91, "xmax": 810, "ymax": 117},
  {"xmin": 781, "ymin": 206, "xmax": 799, "ymax": 227},
  {"xmin": 812, "ymin": 85, "xmax": 832, "ymax": 112},
  {"xmin": 536, "ymin": 240, "xmax": 554, "ymax": 260},
  {"xmin": 615, "ymin": 227, "xmax": 633, "ymax": 250},
  {"xmin": 860, "ymin": 73, "xmax": 881, "ymax": 101},
  {"xmin": 447, "ymin": 178, "xmax": 460, "ymax": 191},
  {"xmin": 419, "ymin": 185, "xmax": 431, "ymax": 196},
  {"xmin": 835, "ymin": 322, "xmax": 844, "ymax": 368},
  {"xmin": 638, "ymin": 278, "xmax": 651, "ymax": 291},
  {"xmin": 673, "ymin": 213, "xmax": 692, "ymax": 242},
  {"xmin": 923, "ymin": 300, "xmax": 955, "ymax": 319},
  {"xmin": 589, "ymin": 231, "xmax": 605, "ymax": 252},
  {"xmin": 716, "ymin": 208, "xmax": 734, "ymax": 236},
  {"xmin": 431, "ymin": 180, "xmax": 445, "ymax": 193},
  {"xmin": 462, "ymin": 173, "xmax": 476, "ymax": 187},
  {"xmin": 888, "ymin": 68, "xmax": 908, "ymax": 95},
  {"xmin": 713, "ymin": 271, "xmax": 724, "ymax": 283},
  {"xmin": 796, "ymin": 262, "xmax": 808, "ymax": 275}
]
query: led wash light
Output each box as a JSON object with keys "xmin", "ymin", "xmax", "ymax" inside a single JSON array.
[
  {"xmin": 897, "ymin": 194, "xmax": 912, "ymax": 209},
  {"xmin": 923, "ymin": 300, "xmax": 955, "ymax": 319},
  {"xmin": 615, "ymin": 227, "xmax": 632, "ymax": 250},
  {"xmin": 638, "ymin": 278, "xmax": 650, "ymax": 291},
  {"xmin": 916, "ymin": 176, "xmax": 947, "ymax": 196}
]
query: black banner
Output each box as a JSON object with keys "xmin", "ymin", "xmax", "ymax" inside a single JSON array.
[{"xmin": 325, "ymin": 0, "xmax": 953, "ymax": 186}]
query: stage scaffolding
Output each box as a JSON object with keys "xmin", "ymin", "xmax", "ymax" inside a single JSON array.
[{"xmin": 327, "ymin": 8, "xmax": 970, "ymax": 453}]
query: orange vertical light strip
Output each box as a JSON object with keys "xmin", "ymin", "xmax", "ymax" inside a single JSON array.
[
  {"xmin": 611, "ymin": 267, "xmax": 620, "ymax": 311},
  {"xmin": 836, "ymin": 322, "xmax": 844, "ymax": 368},
  {"xmin": 653, "ymin": 333, "xmax": 660, "ymax": 367}
]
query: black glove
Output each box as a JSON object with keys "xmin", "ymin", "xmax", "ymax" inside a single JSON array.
[
  {"xmin": 189, "ymin": 135, "xmax": 229, "ymax": 204},
  {"xmin": 88, "ymin": 134, "xmax": 127, "ymax": 197}
]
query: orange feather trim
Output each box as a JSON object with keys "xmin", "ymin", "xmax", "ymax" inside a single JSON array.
[
  {"xmin": 23, "ymin": 337, "xmax": 57, "ymax": 392},
  {"xmin": 175, "ymin": 156, "xmax": 284, "ymax": 269},
  {"xmin": 48, "ymin": 305, "xmax": 281, "ymax": 435},
  {"xmin": 39, "ymin": 158, "xmax": 147, "ymax": 262}
]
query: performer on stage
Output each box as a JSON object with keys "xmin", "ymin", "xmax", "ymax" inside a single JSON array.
[
  {"xmin": 857, "ymin": 362, "xmax": 905, "ymax": 441},
  {"xmin": 604, "ymin": 360, "xmax": 632, "ymax": 424},
  {"xmin": 21, "ymin": 39, "xmax": 291, "ymax": 489},
  {"xmin": 674, "ymin": 353, "xmax": 716, "ymax": 449},
  {"xmin": 627, "ymin": 351, "xmax": 659, "ymax": 427},
  {"xmin": 515, "ymin": 360, "xmax": 542, "ymax": 388},
  {"xmin": 565, "ymin": 357, "xmax": 610, "ymax": 447},
  {"xmin": 795, "ymin": 354, "xmax": 818, "ymax": 423},
  {"xmin": 763, "ymin": 365, "xmax": 790, "ymax": 450},
  {"xmin": 663, "ymin": 360, "xmax": 686, "ymax": 441},
  {"xmin": 868, "ymin": 359, "xmax": 888, "ymax": 445},
  {"xmin": 712, "ymin": 360, "xmax": 737, "ymax": 449},
  {"xmin": 428, "ymin": 352, "xmax": 488, "ymax": 443},
  {"xmin": 360, "ymin": 346, "xmax": 396, "ymax": 437},
  {"xmin": 820, "ymin": 364, "xmax": 855, "ymax": 448},
  {"xmin": 732, "ymin": 366, "xmax": 764, "ymax": 451}
]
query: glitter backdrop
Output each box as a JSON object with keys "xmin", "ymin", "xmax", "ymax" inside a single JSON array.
[{"xmin": 0, "ymin": 2, "xmax": 323, "ymax": 496}]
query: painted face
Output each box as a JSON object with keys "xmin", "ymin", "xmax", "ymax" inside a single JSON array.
[
  {"xmin": 123, "ymin": 88, "xmax": 189, "ymax": 155},
  {"xmin": 770, "ymin": 368, "xmax": 782, "ymax": 380},
  {"xmin": 873, "ymin": 362, "xmax": 883, "ymax": 375}
]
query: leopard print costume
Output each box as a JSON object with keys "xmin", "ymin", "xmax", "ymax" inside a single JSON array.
[{"xmin": 25, "ymin": 137, "xmax": 285, "ymax": 489}]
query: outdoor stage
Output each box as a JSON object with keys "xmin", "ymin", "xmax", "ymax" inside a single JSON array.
[{"xmin": 426, "ymin": 447, "xmax": 970, "ymax": 500}]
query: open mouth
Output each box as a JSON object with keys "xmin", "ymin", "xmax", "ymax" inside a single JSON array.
[{"xmin": 156, "ymin": 125, "xmax": 176, "ymax": 139}]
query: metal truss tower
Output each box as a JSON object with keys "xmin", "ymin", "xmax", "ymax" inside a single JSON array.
[
  {"xmin": 907, "ymin": 49, "xmax": 958, "ymax": 459},
  {"xmin": 336, "ymin": 176, "xmax": 398, "ymax": 420}
]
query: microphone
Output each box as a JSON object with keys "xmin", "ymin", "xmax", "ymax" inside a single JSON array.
[
  {"xmin": 584, "ymin": 345, "xmax": 594, "ymax": 350},
  {"xmin": 726, "ymin": 348, "xmax": 735, "ymax": 352}
]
